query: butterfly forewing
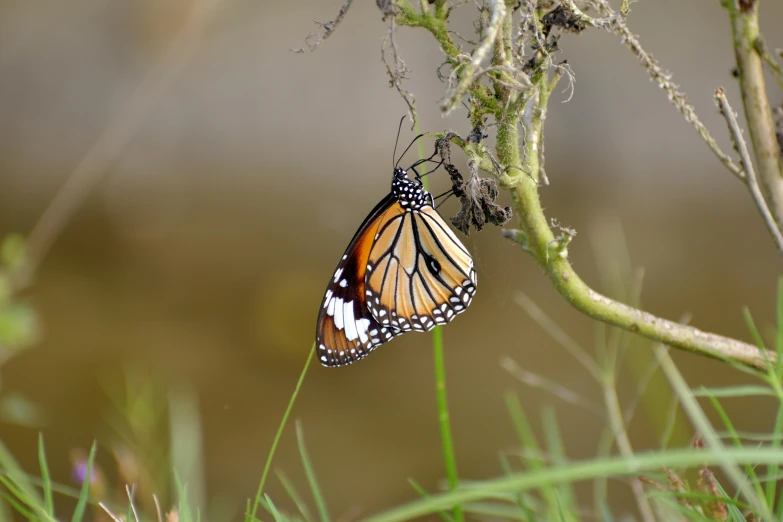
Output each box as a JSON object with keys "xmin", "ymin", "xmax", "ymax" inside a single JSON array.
[
  {"xmin": 316, "ymin": 195, "xmax": 403, "ymax": 367},
  {"xmin": 365, "ymin": 205, "xmax": 476, "ymax": 333}
]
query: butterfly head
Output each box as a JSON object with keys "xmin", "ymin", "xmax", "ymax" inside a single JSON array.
[{"xmin": 392, "ymin": 167, "xmax": 433, "ymax": 210}]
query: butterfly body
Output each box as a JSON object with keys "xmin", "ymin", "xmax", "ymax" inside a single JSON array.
[{"xmin": 316, "ymin": 168, "xmax": 476, "ymax": 367}]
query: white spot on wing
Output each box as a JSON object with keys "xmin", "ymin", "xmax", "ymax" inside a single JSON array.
[
  {"xmin": 356, "ymin": 318, "xmax": 370, "ymax": 344},
  {"xmin": 334, "ymin": 297, "xmax": 345, "ymax": 329},
  {"xmin": 339, "ymin": 279, "xmax": 348, "ymax": 288},
  {"xmin": 343, "ymin": 301, "xmax": 356, "ymax": 340},
  {"xmin": 334, "ymin": 268, "xmax": 344, "ymax": 282}
]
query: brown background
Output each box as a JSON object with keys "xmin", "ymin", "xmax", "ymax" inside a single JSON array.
[{"xmin": 0, "ymin": 0, "xmax": 782, "ymax": 519}]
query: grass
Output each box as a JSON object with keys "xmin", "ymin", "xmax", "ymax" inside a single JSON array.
[{"xmin": 2, "ymin": 232, "xmax": 783, "ymax": 521}]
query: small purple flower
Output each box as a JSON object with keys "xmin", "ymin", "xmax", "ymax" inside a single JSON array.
[{"xmin": 71, "ymin": 460, "xmax": 95, "ymax": 485}]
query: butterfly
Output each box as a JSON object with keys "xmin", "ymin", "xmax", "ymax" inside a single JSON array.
[{"xmin": 315, "ymin": 134, "xmax": 477, "ymax": 367}]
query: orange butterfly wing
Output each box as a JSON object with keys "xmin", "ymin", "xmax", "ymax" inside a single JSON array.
[{"xmin": 315, "ymin": 195, "xmax": 406, "ymax": 367}]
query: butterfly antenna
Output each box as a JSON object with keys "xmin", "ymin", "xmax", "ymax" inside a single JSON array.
[
  {"xmin": 395, "ymin": 133, "xmax": 426, "ymax": 169},
  {"xmin": 392, "ymin": 116, "xmax": 406, "ymax": 168}
]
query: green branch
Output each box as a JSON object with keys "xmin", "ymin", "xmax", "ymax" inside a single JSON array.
[
  {"xmin": 724, "ymin": 0, "xmax": 783, "ymax": 226},
  {"xmin": 501, "ymin": 83, "xmax": 774, "ymax": 369}
]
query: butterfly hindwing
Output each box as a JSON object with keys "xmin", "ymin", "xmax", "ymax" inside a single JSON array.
[{"xmin": 365, "ymin": 205, "xmax": 476, "ymax": 332}]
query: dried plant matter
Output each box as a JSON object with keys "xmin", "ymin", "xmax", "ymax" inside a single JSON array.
[{"xmin": 435, "ymin": 132, "xmax": 511, "ymax": 235}]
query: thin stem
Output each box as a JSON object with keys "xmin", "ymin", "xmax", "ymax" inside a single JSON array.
[
  {"xmin": 419, "ymin": 123, "xmax": 463, "ymax": 522},
  {"xmin": 432, "ymin": 326, "xmax": 463, "ymax": 522},
  {"xmin": 725, "ymin": 0, "xmax": 783, "ymax": 226},
  {"xmin": 601, "ymin": 374, "xmax": 656, "ymax": 522},
  {"xmin": 586, "ymin": 5, "xmax": 745, "ymax": 181},
  {"xmin": 249, "ymin": 343, "xmax": 315, "ymax": 522},
  {"xmin": 715, "ymin": 87, "xmax": 783, "ymax": 260}
]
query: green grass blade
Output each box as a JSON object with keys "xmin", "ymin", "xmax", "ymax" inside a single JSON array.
[
  {"xmin": 37, "ymin": 433, "xmax": 53, "ymax": 516},
  {"xmin": 169, "ymin": 385, "xmax": 206, "ymax": 516},
  {"xmin": 659, "ymin": 392, "xmax": 680, "ymax": 450},
  {"xmin": 362, "ymin": 447, "xmax": 783, "ymax": 522},
  {"xmin": 504, "ymin": 392, "xmax": 559, "ymax": 513},
  {"xmin": 70, "ymin": 441, "xmax": 97, "ymax": 522},
  {"xmin": 264, "ymin": 494, "xmax": 288, "ymax": 522},
  {"xmin": 462, "ymin": 502, "xmax": 529, "ymax": 520},
  {"xmin": 770, "ymin": 278, "xmax": 783, "ymax": 508},
  {"xmin": 499, "ymin": 453, "xmax": 537, "ymax": 519},
  {"xmin": 504, "ymin": 392, "xmax": 545, "ymax": 466},
  {"xmin": 692, "ymin": 385, "xmax": 775, "ymax": 397},
  {"xmin": 654, "ymin": 345, "xmax": 771, "ymax": 520},
  {"xmin": 776, "ymin": 278, "xmax": 783, "ymax": 376},
  {"xmin": 742, "ymin": 307, "xmax": 768, "ymax": 353},
  {"xmin": 0, "ymin": 489, "xmax": 35, "ymax": 520},
  {"xmin": 249, "ymin": 342, "xmax": 315, "ymax": 521},
  {"xmin": 541, "ymin": 408, "xmax": 576, "ymax": 519},
  {"xmin": 705, "ymin": 394, "xmax": 764, "ymax": 499},
  {"xmin": 766, "ymin": 399, "xmax": 783, "ymax": 507},
  {"xmin": 710, "ymin": 476, "xmax": 751, "ymax": 522},
  {"xmin": 276, "ymin": 469, "xmax": 314, "ymax": 522},
  {"xmin": 597, "ymin": 499, "xmax": 613, "ymax": 522},
  {"xmin": 407, "ymin": 479, "xmax": 453, "ymax": 522},
  {"xmin": 295, "ymin": 420, "xmax": 330, "ymax": 522},
  {"xmin": 0, "ymin": 438, "xmax": 48, "ymax": 520},
  {"xmin": 175, "ymin": 472, "xmax": 194, "ymax": 522}
]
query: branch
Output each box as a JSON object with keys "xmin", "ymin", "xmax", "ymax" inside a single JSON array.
[
  {"xmin": 504, "ymin": 174, "xmax": 774, "ymax": 370},
  {"xmin": 715, "ymin": 87, "xmax": 783, "ymax": 260},
  {"xmin": 577, "ymin": 2, "xmax": 746, "ymax": 182},
  {"xmin": 725, "ymin": 0, "xmax": 783, "ymax": 227},
  {"xmin": 495, "ymin": 52, "xmax": 775, "ymax": 371}
]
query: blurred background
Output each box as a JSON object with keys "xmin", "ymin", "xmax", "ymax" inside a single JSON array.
[{"xmin": 0, "ymin": 0, "xmax": 782, "ymax": 519}]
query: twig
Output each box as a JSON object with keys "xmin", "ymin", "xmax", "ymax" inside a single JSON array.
[
  {"xmin": 441, "ymin": 0, "xmax": 506, "ymax": 114},
  {"xmin": 715, "ymin": 88, "xmax": 783, "ymax": 261},
  {"xmin": 581, "ymin": 4, "xmax": 745, "ymax": 181},
  {"xmin": 292, "ymin": 0, "xmax": 355, "ymax": 53},
  {"xmin": 513, "ymin": 292, "xmax": 602, "ymax": 380},
  {"xmin": 10, "ymin": 0, "xmax": 219, "ymax": 292},
  {"xmin": 382, "ymin": 20, "xmax": 418, "ymax": 126},
  {"xmin": 501, "ymin": 356, "xmax": 605, "ymax": 415}
]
